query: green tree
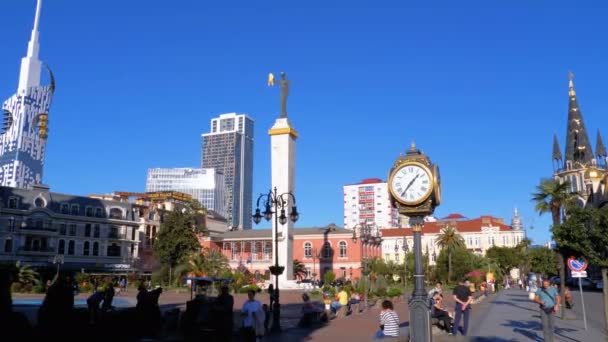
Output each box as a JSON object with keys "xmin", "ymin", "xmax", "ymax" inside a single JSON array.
[
  {"xmin": 293, "ymin": 259, "xmax": 307, "ymax": 280},
  {"xmin": 532, "ymin": 178, "xmax": 575, "ymax": 317},
  {"xmin": 486, "ymin": 246, "xmax": 522, "ymax": 284},
  {"xmin": 435, "ymin": 226, "xmax": 466, "ymax": 282},
  {"xmin": 527, "ymin": 247, "xmax": 558, "ymax": 277},
  {"xmin": 436, "ymin": 247, "xmax": 481, "ymax": 283},
  {"xmin": 175, "ymin": 248, "xmax": 230, "ymax": 280},
  {"xmin": 324, "ymin": 270, "xmax": 336, "ymax": 285},
  {"xmin": 552, "ymin": 206, "xmax": 608, "ymax": 329},
  {"xmin": 15, "ymin": 261, "xmax": 39, "ymax": 285},
  {"xmin": 153, "ymin": 201, "xmax": 205, "ymax": 285}
]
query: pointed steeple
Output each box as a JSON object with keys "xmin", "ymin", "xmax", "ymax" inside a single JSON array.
[
  {"xmin": 552, "ymin": 133, "xmax": 562, "ymax": 161},
  {"xmin": 564, "ymin": 72, "xmax": 594, "ymax": 166},
  {"xmin": 18, "ymin": 0, "xmax": 43, "ymax": 93},
  {"xmin": 597, "ymin": 130, "xmax": 607, "ymax": 158},
  {"xmin": 511, "ymin": 208, "xmax": 523, "ymax": 231}
]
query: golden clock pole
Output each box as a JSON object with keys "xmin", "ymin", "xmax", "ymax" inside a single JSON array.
[{"xmin": 388, "ymin": 142, "xmax": 441, "ymax": 342}]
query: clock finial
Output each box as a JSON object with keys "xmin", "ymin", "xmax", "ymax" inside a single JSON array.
[{"xmin": 410, "ymin": 140, "xmax": 416, "ymax": 151}]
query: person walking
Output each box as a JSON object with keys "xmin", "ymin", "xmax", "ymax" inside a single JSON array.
[
  {"xmin": 214, "ymin": 284, "xmax": 234, "ymax": 341},
  {"xmin": 241, "ymin": 290, "xmax": 264, "ymax": 342},
  {"xmin": 534, "ymin": 278, "xmax": 560, "ymax": 342},
  {"xmin": 452, "ymin": 278, "xmax": 473, "ymax": 336},
  {"xmin": 267, "ymin": 284, "xmax": 275, "ymax": 311},
  {"xmin": 373, "ymin": 300, "xmax": 400, "ymax": 340}
]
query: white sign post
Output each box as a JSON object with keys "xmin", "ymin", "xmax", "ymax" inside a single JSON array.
[{"xmin": 568, "ymin": 258, "xmax": 588, "ymax": 331}]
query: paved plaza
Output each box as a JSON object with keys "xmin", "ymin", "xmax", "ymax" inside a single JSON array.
[{"xmin": 11, "ymin": 287, "xmax": 607, "ymax": 341}]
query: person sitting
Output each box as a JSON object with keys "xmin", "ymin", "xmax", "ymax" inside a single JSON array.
[
  {"xmin": 431, "ymin": 292, "xmax": 453, "ymax": 334},
  {"xmin": 330, "ymin": 287, "xmax": 349, "ymax": 315}
]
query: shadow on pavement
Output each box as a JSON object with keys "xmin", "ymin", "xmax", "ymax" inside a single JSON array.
[
  {"xmin": 501, "ymin": 319, "xmax": 581, "ymax": 342},
  {"xmin": 491, "ymin": 300, "xmax": 537, "ymax": 313},
  {"xmin": 469, "ymin": 337, "xmax": 519, "ymax": 342}
]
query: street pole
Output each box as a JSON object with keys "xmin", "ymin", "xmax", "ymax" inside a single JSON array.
[
  {"xmin": 409, "ymin": 217, "xmax": 431, "ymax": 342},
  {"xmin": 272, "ymin": 192, "xmax": 281, "ymax": 332},
  {"xmin": 579, "ymin": 277, "xmax": 588, "ymax": 330}
]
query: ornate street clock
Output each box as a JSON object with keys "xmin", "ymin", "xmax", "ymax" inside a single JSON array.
[
  {"xmin": 388, "ymin": 141, "xmax": 441, "ymax": 342},
  {"xmin": 388, "ymin": 142, "xmax": 441, "ymax": 217}
]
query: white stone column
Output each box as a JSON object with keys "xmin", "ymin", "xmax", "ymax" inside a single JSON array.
[{"xmin": 269, "ymin": 118, "xmax": 298, "ymax": 287}]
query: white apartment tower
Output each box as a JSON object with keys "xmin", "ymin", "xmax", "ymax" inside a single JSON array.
[{"xmin": 343, "ymin": 178, "xmax": 399, "ymax": 230}]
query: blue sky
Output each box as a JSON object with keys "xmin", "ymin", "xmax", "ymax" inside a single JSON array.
[{"xmin": 1, "ymin": 0, "xmax": 607, "ymax": 245}]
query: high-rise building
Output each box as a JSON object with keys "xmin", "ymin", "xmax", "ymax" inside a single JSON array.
[
  {"xmin": 343, "ymin": 178, "xmax": 399, "ymax": 230},
  {"xmin": 0, "ymin": 0, "xmax": 55, "ymax": 189},
  {"xmin": 551, "ymin": 74, "xmax": 608, "ymax": 207},
  {"xmin": 145, "ymin": 168, "xmax": 226, "ymax": 218},
  {"xmin": 201, "ymin": 113, "xmax": 254, "ymax": 230}
]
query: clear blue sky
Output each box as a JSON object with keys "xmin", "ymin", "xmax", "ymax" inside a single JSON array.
[{"xmin": 1, "ymin": 0, "xmax": 607, "ymax": 245}]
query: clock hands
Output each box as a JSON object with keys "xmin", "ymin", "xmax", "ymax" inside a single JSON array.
[{"xmin": 401, "ymin": 173, "xmax": 420, "ymax": 197}]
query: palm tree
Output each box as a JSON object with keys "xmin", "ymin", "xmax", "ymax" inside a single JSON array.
[
  {"xmin": 532, "ymin": 178, "xmax": 575, "ymax": 318},
  {"xmin": 16, "ymin": 261, "xmax": 39, "ymax": 285},
  {"xmin": 293, "ymin": 259, "xmax": 307, "ymax": 280},
  {"xmin": 175, "ymin": 248, "xmax": 230, "ymax": 281},
  {"xmin": 435, "ymin": 226, "xmax": 465, "ymax": 283}
]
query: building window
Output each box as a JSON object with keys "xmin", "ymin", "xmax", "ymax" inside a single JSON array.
[
  {"xmin": 85, "ymin": 207, "xmax": 93, "ymax": 217},
  {"xmin": 304, "ymin": 242, "xmax": 312, "ymax": 259},
  {"xmin": 8, "ymin": 197, "xmax": 18, "ymax": 209},
  {"xmin": 107, "ymin": 243, "xmax": 121, "ymax": 257},
  {"xmin": 83, "ymin": 241, "xmax": 90, "ymax": 256},
  {"xmin": 58, "ymin": 240, "xmax": 65, "ymax": 254},
  {"xmin": 95, "ymin": 207, "xmax": 103, "ymax": 218},
  {"xmin": 35, "ymin": 197, "xmax": 45, "ymax": 208},
  {"xmin": 323, "ymin": 242, "xmax": 332, "ymax": 258},
  {"xmin": 110, "ymin": 208, "xmax": 123, "ymax": 219},
  {"xmin": 4, "ymin": 238, "xmax": 12, "ymax": 253},
  {"xmin": 61, "ymin": 204, "xmax": 69, "ymax": 214},
  {"xmin": 339, "ymin": 241, "xmax": 347, "ymax": 258},
  {"xmin": 85, "ymin": 224, "xmax": 91, "ymax": 237},
  {"xmin": 94, "ymin": 224, "xmax": 100, "ymax": 238},
  {"xmin": 251, "ymin": 242, "xmax": 257, "ymax": 261},
  {"xmin": 264, "ymin": 243, "xmax": 271, "ymax": 260},
  {"xmin": 93, "ymin": 242, "xmax": 99, "ymax": 256},
  {"xmin": 231, "ymin": 243, "xmax": 237, "ymax": 260},
  {"xmin": 69, "ymin": 224, "xmax": 77, "ymax": 236},
  {"xmin": 70, "ymin": 205, "xmax": 79, "ymax": 216},
  {"xmin": 385, "ymin": 254, "xmax": 390, "ymax": 262},
  {"xmin": 68, "ymin": 240, "xmax": 75, "ymax": 255}
]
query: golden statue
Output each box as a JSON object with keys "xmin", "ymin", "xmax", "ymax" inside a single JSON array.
[
  {"xmin": 268, "ymin": 73, "xmax": 275, "ymax": 86},
  {"xmin": 267, "ymin": 72, "xmax": 290, "ymax": 118}
]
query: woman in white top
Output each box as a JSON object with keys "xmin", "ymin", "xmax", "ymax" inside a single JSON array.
[{"xmin": 241, "ymin": 290, "xmax": 264, "ymax": 342}]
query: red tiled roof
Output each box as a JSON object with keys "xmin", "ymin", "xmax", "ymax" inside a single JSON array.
[
  {"xmin": 442, "ymin": 213, "xmax": 466, "ymax": 219},
  {"xmin": 381, "ymin": 216, "xmax": 513, "ymax": 237}
]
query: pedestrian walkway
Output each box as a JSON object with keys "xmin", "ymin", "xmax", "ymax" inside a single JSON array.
[{"xmin": 468, "ymin": 288, "xmax": 605, "ymax": 342}]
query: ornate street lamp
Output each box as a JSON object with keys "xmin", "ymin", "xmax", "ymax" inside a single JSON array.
[{"xmin": 253, "ymin": 187, "xmax": 298, "ymax": 333}]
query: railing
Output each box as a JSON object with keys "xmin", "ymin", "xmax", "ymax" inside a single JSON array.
[
  {"xmin": 17, "ymin": 246, "xmax": 56, "ymax": 254},
  {"xmin": 20, "ymin": 225, "xmax": 58, "ymax": 233}
]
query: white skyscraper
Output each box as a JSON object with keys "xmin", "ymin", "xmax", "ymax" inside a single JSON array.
[
  {"xmin": 145, "ymin": 168, "xmax": 226, "ymax": 218},
  {"xmin": 343, "ymin": 178, "xmax": 400, "ymax": 230},
  {"xmin": 0, "ymin": 0, "xmax": 55, "ymax": 188},
  {"xmin": 201, "ymin": 113, "xmax": 254, "ymax": 230}
]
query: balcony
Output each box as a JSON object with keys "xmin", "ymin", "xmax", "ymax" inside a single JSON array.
[
  {"xmin": 108, "ymin": 232, "xmax": 128, "ymax": 240},
  {"xmin": 20, "ymin": 225, "xmax": 58, "ymax": 235},
  {"xmin": 17, "ymin": 246, "xmax": 56, "ymax": 256}
]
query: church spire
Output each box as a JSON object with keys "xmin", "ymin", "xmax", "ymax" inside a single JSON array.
[
  {"xmin": 564, "ymin": 72, "xmax": 594, "ymax": 166},
  {"xmin": 17, "ymin": 0, "xmax": 43, "ymax": 93},
  {"xmin": 597, "ymin": 130, "xmax": 607, "ymax": 158},
  {"xmin": 552, "ymin": 133, "xmax": 562, "ymax": 161}
]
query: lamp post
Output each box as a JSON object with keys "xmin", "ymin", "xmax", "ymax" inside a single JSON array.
[
  {"xmin": 395, "ymin": 236, "xmax": 410, "ymax": 288},
  {"xmin": 253, "ymin": 187, "xmax": 299, "ymax": 333},
  {"xmin": 52, "ymin": 254, "xmax": 64, "ymax": 280},
  {"xmin": 352, "ymin": 223, "xmax": 380, "ymax": 312}
]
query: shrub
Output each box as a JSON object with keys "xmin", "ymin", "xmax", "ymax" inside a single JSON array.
[
  {"xmin": 309, "ymin": 289, "xmax": 321, "ymax": 297},
  {"xmin": 387, "ymin": 287, "xmax": 403, "ymax": 299},
  {"xmin": 324, "ymin": 271, "xmax": 336, "ymax": 286},
  {"xmin": 373, "ymin": 275, "xmax": 387, "ymax": 292},
  {"xmin": 33, "ymin": 283, "xmax": 46, "ymax": 294},
  {"xmin": 11, "ymin": 282, "xmax": 22, "ymax": 293},
  {"xmin": 375, "ymin": 288, "xmax": 387, "ymax": 298},
  {"xmin": 238, "ymin": 284, "xmax": 261, "ymax": 293},
  {"xmin": 74, "ymin": 272, "xmax": 90, "ymax": 285},
  {"xmin": 80, "ymin": 282, "xmax": 94, "ymax": 293}
]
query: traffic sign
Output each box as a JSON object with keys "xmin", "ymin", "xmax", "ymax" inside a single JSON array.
[
  {"xmin": 568, "ymin": 258, "xmax": 587, "ymax": 272},
  {"xmin": 571, "ymin": 271, "xmax": 587, "ymax": 278}
]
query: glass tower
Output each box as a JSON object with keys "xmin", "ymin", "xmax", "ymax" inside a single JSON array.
[
  {"xmin": 145, "ymin": 168, "xmax": 226, "ymax": 218},
  {"xmin": 201, "ymin": 113, "xmax": 254, "ymax": 230}
]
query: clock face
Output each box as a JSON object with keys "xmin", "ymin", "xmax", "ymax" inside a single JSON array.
[{"xmin": 390, "ymin": 163, "xmax": 433, "ymax": 205}]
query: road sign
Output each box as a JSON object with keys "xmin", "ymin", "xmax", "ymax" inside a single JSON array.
[
  {"xmin": 567, "ymin": 258, "xmax": 587, "ymax": 272},
  {"xmin": 571, "ymin": 271, "xmax": 587, "ymax": 278}
]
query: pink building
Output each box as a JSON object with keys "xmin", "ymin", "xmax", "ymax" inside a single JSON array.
[{"xmin": 200, "ymin": 224, "xmax": 382, "ymax": 281}]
